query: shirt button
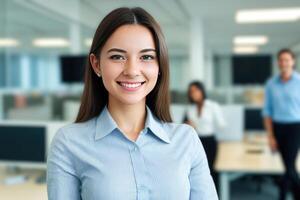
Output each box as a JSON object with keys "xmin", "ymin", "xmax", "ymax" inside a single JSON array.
[{"xmin": 132, "ymin": 146, "xmax": 137, "ymax": 151}]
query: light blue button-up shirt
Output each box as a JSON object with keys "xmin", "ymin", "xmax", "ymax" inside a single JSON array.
[
  {"xmin": 263, "ymin": 71, "xmax": 300, "ymax": 123},
  {"xmin": 47, "ymin": 104, "xmax": 218, "ymax": 200}
]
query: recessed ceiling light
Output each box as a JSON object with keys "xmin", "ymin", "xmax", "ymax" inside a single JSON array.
[
  {"xmin": 234, "ymin": 36, "xmax": 268, "ymax": 45},
  {"xmin": 33, "ymin": 38, "xmax": 69, "ymax": 47},
  {"xmin": 0, "ymin": 38, "xmax": 19, "ymax": 47},
  {"xmin": 236, "ymin": 8, "xmax": 300, "ymax": 23},
  {"xmin": 234, "ymin": 46, "xmax": 258, "ymax": 54}
]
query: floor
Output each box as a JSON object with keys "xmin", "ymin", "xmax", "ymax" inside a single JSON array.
[{"xmin": 230, "ymin": 175, "xmax": 293, "ymax": 200}]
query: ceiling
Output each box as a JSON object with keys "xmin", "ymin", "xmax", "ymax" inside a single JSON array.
[{"xmin": 1, "ymin": 0, "xmax": 300, "ymax": 55}]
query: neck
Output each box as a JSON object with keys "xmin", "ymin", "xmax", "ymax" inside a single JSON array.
[
  {"xmin": 107, "ymin": 96, "xmax": 146, "ymax": 141},
  {"xmin": 197, "ymin": 99, "xmax": 204, "ymax": 107},
  {"xmin": 281, "ymin": 71, "xmax": 293, "ymax": 82}
]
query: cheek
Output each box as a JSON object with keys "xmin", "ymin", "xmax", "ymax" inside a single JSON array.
[
  {"xmin": 281, "ymin": 60, "xmax": 293, "ymax": 67},
  {"xmin": 100, "ymin": 62, "xmax": 122, "ymax": 87},
  {"xmin": 142, "ymin": 63, "xmax": 159, "ymax": 81},
  {"xmin": 198, "ymin": 92, "xmax": 204, "ymax": 99},
  {"xmin": 193, "ymin": 92, "xmax": 200, "ymax": 99},
  {"xmin": 146, "ymin": 70, "xmax": 159, "ymax": 91},
  {"xmin": 193, "ymin": 91, "xmax": 202, "ymax": 100},
  {"xmin": 289, "ymin": 61, "xmax": 295, "ymax": 67}
]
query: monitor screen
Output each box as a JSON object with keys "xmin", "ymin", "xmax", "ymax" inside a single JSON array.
[
  {"xmin": 232, "ymin": 55, "xmax": 272, "ymax": 85},
  {"xmin": 0, "ymin": 125, "xmax": 46, "ymax": 162},
  {"xmin": 60, "ymin": 55, "xmax": 87, "ymax": 83},
  {"xmin": 244, "ymin": 108, "xmax": 264, "ymax": 131}
]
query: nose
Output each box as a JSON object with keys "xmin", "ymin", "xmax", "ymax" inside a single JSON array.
[{"xmin": 123, "ymin": 58, "xmax": 140, "ymax": 77}]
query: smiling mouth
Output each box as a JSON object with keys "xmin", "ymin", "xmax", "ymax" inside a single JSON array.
[{"xmin": 116, "ymin": 81, "xmax": 146, "ymax": 88}]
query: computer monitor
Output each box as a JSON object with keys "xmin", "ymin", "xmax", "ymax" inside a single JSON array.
[
  {"xmin": 0, "ymin": 122, "xmax": 48, "ymax": 168},
  {"xmin": 244, "ymin": 107, "xmax": 265, "ymax": 132},
  {"xmin": 232, "ymin": 55, "xmax": 272, "ymax": 85},
  {"xmin": 60, "ymin": 55, "xmax": 87, "ymax": 83}
]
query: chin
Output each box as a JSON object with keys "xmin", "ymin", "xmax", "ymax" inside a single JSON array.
[
  {"xmin": 281, "ymin": 69, "xmax": 291, "ymax": 74},
  {"xmin": 115, "ymin": 95, "xmax": 146, "ymax": 106}
]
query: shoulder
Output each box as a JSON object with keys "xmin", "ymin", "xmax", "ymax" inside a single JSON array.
[
  {"xmin": 266, "ymin": 75, "xmax": 279, "ymax": 87},
  {"xmin": 51, "ymin": 117, "xmax": 96, "ymax": 147},
  {"xmin": 205, "ymin": 99, "xmax": 217, "ymax": 106},
  {"xmin": 162, "ymin": 122, "xmax": 199, "ymax": 144},
  {"xmin": 47, "ymin": 120, "xmax": 98, "ymax": 176},
  {"xmin": 204, "ymin": 99, "xmax": 220, "ymax": 110},
  {"xmin": 293, "ymin": 71, "xmax": 300, "ymax": 81},
  {"xmin": 161, "ymin": 122, "xmax": 203, "ymax": 161}
]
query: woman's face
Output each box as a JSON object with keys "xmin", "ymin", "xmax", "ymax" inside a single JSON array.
[
  {"xmin": 91, "ymin": 24, "xmax": 159, "ymax": 106},
  {"xmin": 189, "ymin": 85, "xmax": 203, "ymax": 103}
]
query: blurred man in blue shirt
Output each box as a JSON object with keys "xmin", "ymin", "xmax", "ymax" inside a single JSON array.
[{"xmin": 263, "ymin": 48, "xmax": 300, "ymax": 200}]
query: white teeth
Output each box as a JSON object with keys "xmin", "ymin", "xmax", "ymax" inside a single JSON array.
[{"xmin": 120, "ymin": 82, "xmax": 142, "ymax": 88}]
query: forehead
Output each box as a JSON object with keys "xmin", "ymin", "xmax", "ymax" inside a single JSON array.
[
  {"xmin": 102, "ymin": 24, "xmax": 156, "ymax": 51},
  {"xmin": 279, "ymin": 52, "xmax": 294, "ymax": 59},
  {"xmin": 190, "ymin": 85, "xmax": 199, "ymax": 91}
]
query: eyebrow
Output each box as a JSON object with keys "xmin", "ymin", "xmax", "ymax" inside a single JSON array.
[
  {"xmin": 140, "ymin": 48, "xmax": 156, "ymax": 53},
  {"xmin": 107, "ymin": 48, "xmax": 156, "ymax": 54}
]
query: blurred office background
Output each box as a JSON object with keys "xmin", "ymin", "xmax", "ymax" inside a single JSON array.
[{"xmin": 0, "ymin": 0, "xmax": 300, "ymax": 199}]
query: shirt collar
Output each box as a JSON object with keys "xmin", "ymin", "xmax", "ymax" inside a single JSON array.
[
  {"xmin": 95, "ymin": 105, "xmax": 170, "ymax": 143},
  {"xmin": 94, "ymin": 105, "xmax": 118, "ymax": 141},
  {"xmin": 144, "ymin": 105, "xmax": 171, "ymax": 143},
  {"xmin": 276, "ymin": 71, "xmax": 296, "ymax": 83}
]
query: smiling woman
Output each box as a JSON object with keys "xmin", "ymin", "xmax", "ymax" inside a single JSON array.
[
  {"xmin": 47, "ymin": 7, "xmax": 218, "ymax": 200},
  {"xmin": 89, "ymin": 24, "xmax": 160, "ymax": 112},
  {"xmin": 76, "ymin": 7, "xmax": 170, "ymax": 123}
]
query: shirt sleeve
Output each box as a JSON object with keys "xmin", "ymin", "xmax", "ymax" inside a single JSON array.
[
  {"xmin": 213, "ymin": 102, "xmax": 226, "ymax": 130},
  {"xmin": 262, "ymin": 82, "xmax": 273, "ymax": 118},
  {"xmin": 47, "ymin": 128, "xmax": 81, "ymax": 200},
  {"xmin": 188, "ymin": 127, "xmax": 219, "ymax": 200}
]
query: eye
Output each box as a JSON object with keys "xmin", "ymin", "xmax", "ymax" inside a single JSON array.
[
  {"xmin": 109, "ymin": 55, "xmax": 125, "ymax": 60},
  {"xmin": 141, "ymin": 55, "xmax": 155, "ymax": 61}
]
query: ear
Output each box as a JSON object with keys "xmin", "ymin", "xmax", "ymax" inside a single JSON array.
[{"xmin": 89, "ymin": 53, "xmax": 101, "ymax": 76}]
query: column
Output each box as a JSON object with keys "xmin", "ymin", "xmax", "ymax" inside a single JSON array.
[
  {"xmin": 69, "ymin": 0, "xmax": 81, "ymax": 54},
  {"xmin": 188, "ymin": 16, "xmax": 205, "ymax": 85}
]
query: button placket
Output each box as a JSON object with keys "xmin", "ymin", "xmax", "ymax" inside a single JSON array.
[{"xmin": 129, "ymin": 143, "xmax": 150, "ymax": 200}]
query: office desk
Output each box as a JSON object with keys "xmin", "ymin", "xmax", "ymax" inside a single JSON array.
[
  {"xmin": 0, "ymin": 167, "xmax": 47, "ymax": 200},
  {"xmin": 215, "ymin": 134, "xmax": 300, "ymax": 200}
]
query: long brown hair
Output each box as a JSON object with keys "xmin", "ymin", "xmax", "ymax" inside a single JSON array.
[{"xmin": 75, "ymin": 7, "xmax": 172, "ymax": 123}]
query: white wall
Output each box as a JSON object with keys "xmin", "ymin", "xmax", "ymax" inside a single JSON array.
[{"xmin": 296, "ymin": 54, "xmax": 300, "ymax": 71}]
